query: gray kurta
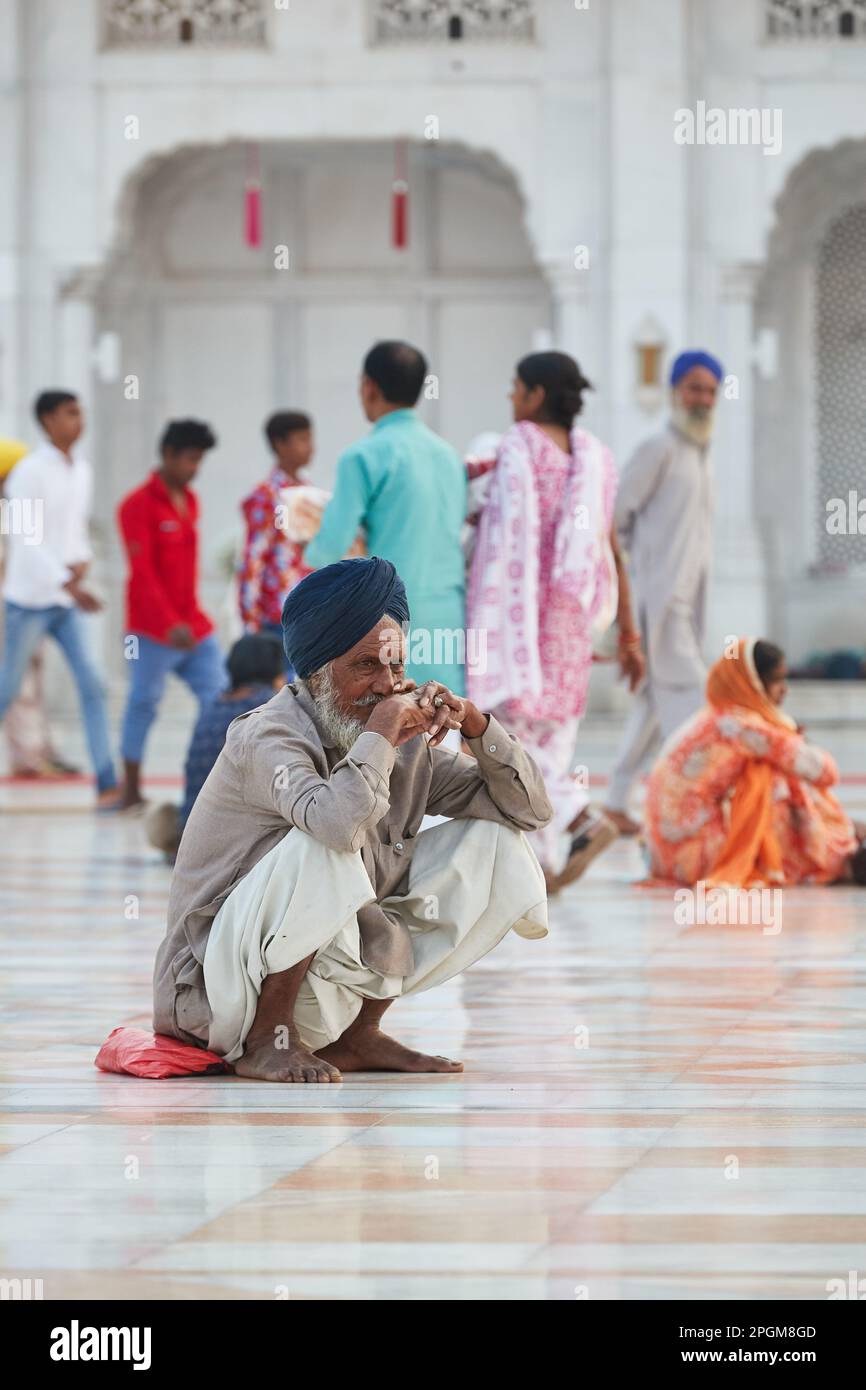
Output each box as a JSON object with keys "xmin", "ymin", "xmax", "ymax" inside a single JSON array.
[
  {"xmin": 608, "ymin": 422, "xmax": 714, "ymax": 809},
  {"xmin": 152, "ymin": 682, "xmax": 552, "ymax": 1044},
  {"xmin": 615, "ymin": 421, "xmax": 713, "ymax": 663}
]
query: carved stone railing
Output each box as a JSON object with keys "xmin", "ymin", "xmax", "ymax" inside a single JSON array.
[
  {"xmin": 103, "ymin": 0, "xmax": 266, "ymax": 47},
  {"xmin": 766, "ymin": 1, "xmax": 866, "ymax": 39},
  {"xmin": 372, "ymin": 1, "xmax": 535, "ymax": 44}
]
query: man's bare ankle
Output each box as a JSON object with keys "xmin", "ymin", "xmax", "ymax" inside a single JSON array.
[
  {"xmin": 344, "ymin": 1015, "xmax": 385, "ymax": 1040},
  {"xmin": 244, "ymin": 1028, "xmax": 301, "ymax": 1054}
]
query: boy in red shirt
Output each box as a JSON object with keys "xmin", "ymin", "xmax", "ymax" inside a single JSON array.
[{"xmin": 117, "ymin": 419, "xmax": 225, "ymax": 810}]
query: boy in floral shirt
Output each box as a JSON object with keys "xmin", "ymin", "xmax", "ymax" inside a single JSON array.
[{"xmin": 238, "ymin": 411, "xmax": 314, "ymax": 670}]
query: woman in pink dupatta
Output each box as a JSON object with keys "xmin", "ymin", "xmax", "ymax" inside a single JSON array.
[{"xmin": 467, "ymin": 352, "xmax": 645, "ymax": 891}]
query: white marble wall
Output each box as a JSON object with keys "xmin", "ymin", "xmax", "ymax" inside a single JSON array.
[
  {"xmin": 4, "ymin": 0, "xmax": 866, "ymax": 687},
  {"xmin": 90, "ymin": 137, "xmax": 549, "ymax": 650}
]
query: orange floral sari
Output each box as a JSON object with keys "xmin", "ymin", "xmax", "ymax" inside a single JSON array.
[
  {"xmin": 644, "ymin": 637, "xmax": 855, "ymax": 887},
  {"xmin": 703, "ymin": 638, "xmax": 798, "ymax": 885}
]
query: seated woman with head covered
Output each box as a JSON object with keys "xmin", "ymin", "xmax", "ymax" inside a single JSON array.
[
  {"xmin": 645, "ymin": 637, "xmax": 865, "ymax": 888},
  {"xmin": 152, "ymin": 556, "xmax": 552, "ymax": 1082}
]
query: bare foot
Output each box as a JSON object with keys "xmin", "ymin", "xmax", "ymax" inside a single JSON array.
[
  {"xmin": 543, "ymin": 868, "xmax": 562, "ymax": 897},
  {"xmin": 552, "ymin": 811, "xmax": 620, "ymax": 892},
  {"xmin": 14, "ymin": 760, "xmax": 68, "ymax": 781},
  {"xmin": 45, "ymin": 757, "xmax": 82, "ymax": 776},
  {"xmin": 603, "ymin": 807, "xmax": 642, "ymax": 837},
  {"xmin": 316, "ymin": 1026, "xmax": 463, "ymax": 1074},
  {"xmin": 96, "ymin": 788, "xmax": 125, "ymax": 813},
  {"xmin": 234, "ymin": 1038, "xmax": 342, "ymax": 1083},
  {"xmin": 566, "ymin": 806, "xmax": 593, "ymax": 835}
]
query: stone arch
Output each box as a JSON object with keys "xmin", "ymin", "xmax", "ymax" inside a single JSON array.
[
  {"xmin": 98, "ymin": 122, "xmax": 547, "ymax": 277},
  {"xmin": 764, "ymin": 138, "xmax": 866, "ymax": 268},
  {"xmin": 89, "ymin": 136, "xmax": 552, "ymax": 661},
  {"xmin": 754, "ymin": 137, "xmax": 866, "ymax": 654}
]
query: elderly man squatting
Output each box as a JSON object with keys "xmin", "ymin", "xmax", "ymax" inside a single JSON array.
[{"xmin": 152, "ymin": 557, "xmax": 552, "ymax": 1082}]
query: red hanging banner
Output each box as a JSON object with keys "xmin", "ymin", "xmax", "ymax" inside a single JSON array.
[
  {"xmin": 392, "ymin": 138, "xmax": 409, "ymax": 250},
  {"xmin": 244, "ymin": 143, "xmax": 262, "ymax": 248}
]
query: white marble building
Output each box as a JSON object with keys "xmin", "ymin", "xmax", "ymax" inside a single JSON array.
[{"xmin": 2, "ymin": 0, "xmax": 866, "ymax": 678}]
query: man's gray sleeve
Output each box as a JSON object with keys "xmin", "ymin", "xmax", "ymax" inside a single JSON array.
[
  {"xmin": 426, "ymin": 716, "xmax": 553, "ymax": 830},
  {"xmin": 244, "ymin": 728, "xmax": 395, "ymax": 853},
  {"xmin": 614, "ymin": 434, "xmax": 671, "ymax": 549}
]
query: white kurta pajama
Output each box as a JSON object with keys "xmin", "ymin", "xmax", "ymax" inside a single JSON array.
[
  {"xmin": 607, "ymin": 421, "xmax": 714, "ymax": 812},
  {"xmin": 153, "ymin": 682, "xmax": 553, "ymax": 1057},
  {"xmin": 204, "ymin": 815, "xmax": 546, "ymax": 1060}
]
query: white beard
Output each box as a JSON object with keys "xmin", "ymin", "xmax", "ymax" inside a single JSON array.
[
  {"xmin": 671, "ymin": 402, "xmax": 715, "ymax": 447},
  {"xmin": 305, "ymin": 665, "xmax": 383, "ymax": 755}
]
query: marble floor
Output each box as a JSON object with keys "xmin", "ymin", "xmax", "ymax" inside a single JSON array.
[{"xmin": 2, "ymin": 707, "xmax": 866, "ymax": 1301}]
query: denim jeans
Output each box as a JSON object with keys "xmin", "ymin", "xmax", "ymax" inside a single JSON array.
[
  {"xmin": 120, "ymin": 633, "xmax": 226, "ymax": 762},
  {"xmin": 0, "ymin": 601, "xmax": 117, "ymax": 791}
]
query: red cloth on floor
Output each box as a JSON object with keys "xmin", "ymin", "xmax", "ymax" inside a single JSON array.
[{"xmin": 94, "ymin": 1027, "xmax": 230, "ymax": 1079}]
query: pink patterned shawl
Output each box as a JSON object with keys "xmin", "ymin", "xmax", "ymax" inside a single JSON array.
[{"xmin": 466, "ymin": 420, "xmax": 618, "ymax": 721}]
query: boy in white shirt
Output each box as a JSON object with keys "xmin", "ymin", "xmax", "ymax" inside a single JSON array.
[{"xmin": 0, "ymin": 391, "xmax": 119, "ymax": 806}]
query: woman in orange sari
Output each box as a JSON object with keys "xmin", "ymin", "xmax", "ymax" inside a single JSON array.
[{"xmin": 645, "ymin": 637, "xmax": 864, "ymax": 887}]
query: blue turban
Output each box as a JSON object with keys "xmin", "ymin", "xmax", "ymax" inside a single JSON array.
[
  {"xmin": 670, "ymin": 350, "xmax": 723, "ymax": 386},
  {"xmin": 281, "ymin": 557, "xmax": 410, "ymax": 678}
]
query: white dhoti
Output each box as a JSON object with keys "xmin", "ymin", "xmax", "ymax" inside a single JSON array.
[
  {"xmin": 607, "ymin": 599, "xmax": 706, "ymax": 812},
  {"xmin": 203, "ymin": 817, "xmax": 548, "ymax": 1062}
]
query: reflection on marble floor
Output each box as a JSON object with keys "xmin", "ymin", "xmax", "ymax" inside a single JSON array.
[{"xmin": 2, "ymin": 740, "xmax": 866, "ymax": 1301}]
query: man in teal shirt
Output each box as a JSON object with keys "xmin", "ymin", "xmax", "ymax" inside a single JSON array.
[{"xmin": 305, "ymin": 341, "xmax": 468, "ymax": 692}]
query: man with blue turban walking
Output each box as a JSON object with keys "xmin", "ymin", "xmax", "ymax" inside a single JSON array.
[
  {"xmin": 152, "ymin": 556, "xmax": 552, "ymax": 1082},
  {"xmin": 604, "ymin": 350, "xmax": 724, "ymax": 834}
]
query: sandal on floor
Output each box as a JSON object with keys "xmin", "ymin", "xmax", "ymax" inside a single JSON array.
[{"xmin": 546, "ymin": 812, "xmax": 620, "ymax": 895}]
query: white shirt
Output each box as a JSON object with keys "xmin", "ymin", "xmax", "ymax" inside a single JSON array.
[{"xmin": 2, "ymin": 442, "xmax": 93, "ymax": 608}]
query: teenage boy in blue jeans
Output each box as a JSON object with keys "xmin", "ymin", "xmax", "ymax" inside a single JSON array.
[
  {"xmin": 117, "ymin": 419, "xmax": 225, "ymax": 810},
  {"xmin": 0, "ymin": 390, "xmax": 119, "ymax": 807}
]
